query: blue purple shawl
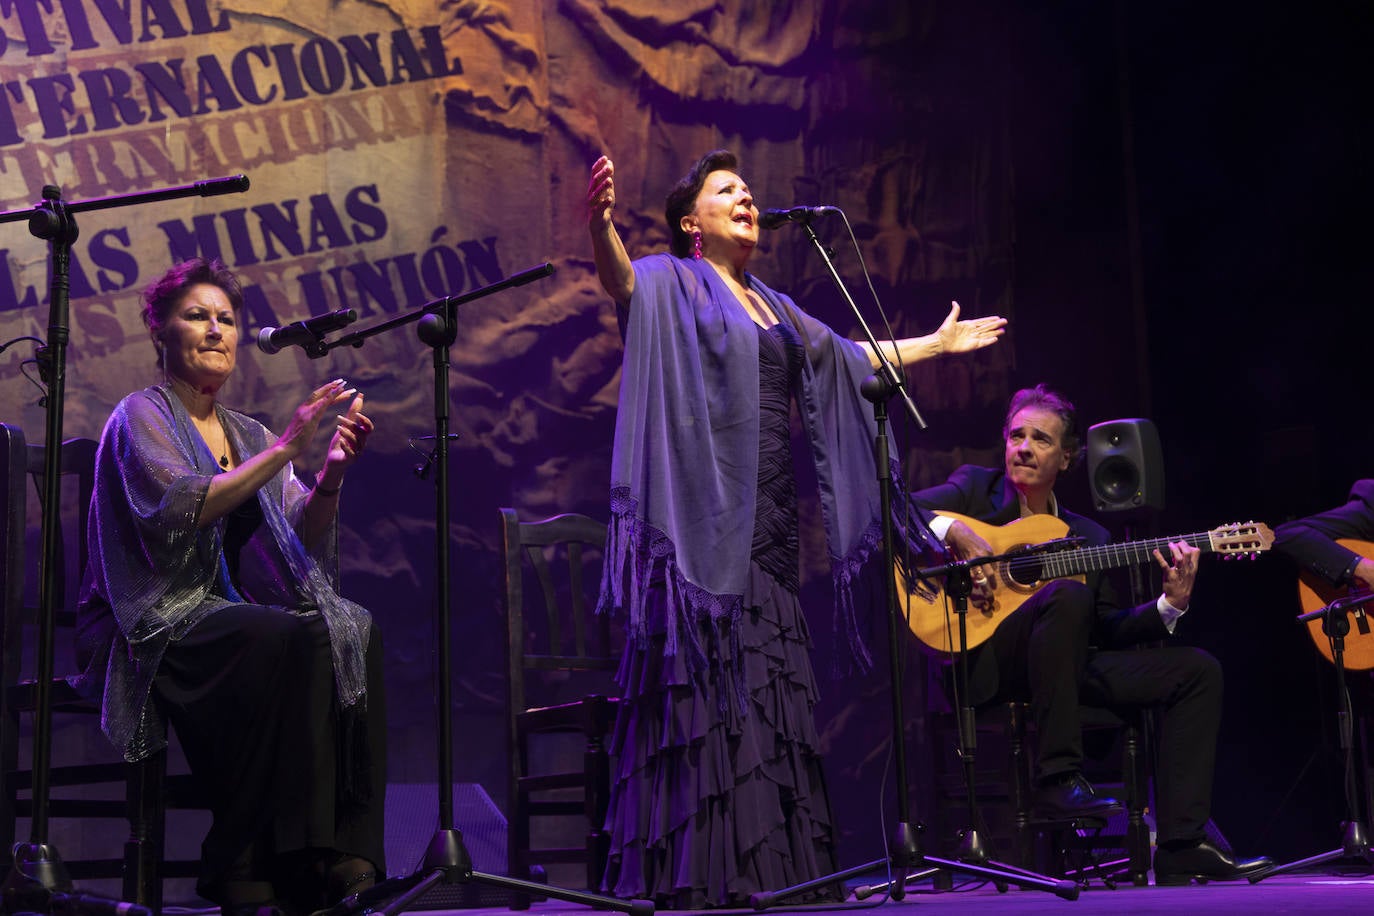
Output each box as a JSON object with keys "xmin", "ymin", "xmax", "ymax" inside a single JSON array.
[{"xmin": 598, "ymin": 253, "xmax": 928, "ymax": 675}]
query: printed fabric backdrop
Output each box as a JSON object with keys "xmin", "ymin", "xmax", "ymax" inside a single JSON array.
[
  {"xmin": 14, "ymin": 0, "xmax": 1365, "ymax": 890},
  {"xmin": 0, "ymin": 0, "xmax": 1015, "ymax": 867}
]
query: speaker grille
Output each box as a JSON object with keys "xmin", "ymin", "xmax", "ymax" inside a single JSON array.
[{"xmin": 1094, "ymin": 456, "xmax": 1142, "ymax": 504}]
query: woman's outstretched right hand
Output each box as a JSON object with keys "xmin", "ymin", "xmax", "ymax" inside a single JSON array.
[
  {"xmin": 586, "ymin": 155, "xmax": 616, "ymax": 229},
  {"xmin": 587, "ymin": 154, "xmax": 635, "ymax": 303},
  {"xmin": 275, "ymin": 379, "xmax": 355, "ymax": 460}
]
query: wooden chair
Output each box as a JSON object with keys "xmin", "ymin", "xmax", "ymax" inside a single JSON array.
[
  {"xmin": 0, "ymin": 422, "xmax": 202, "ymax": 912},
  {"xmin": 500, "ymin": 508, "xmax": 620, "ymax": 909},
  {"xmin": 929, "ymin": 682, "xmax": 1152, "ymax": 887},
  {"xmin": 1006, "ymin": 701, "xmax": 1153, "ymax": 887}
]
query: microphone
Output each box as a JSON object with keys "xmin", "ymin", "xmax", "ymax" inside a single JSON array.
[
  {"xmin": 758, "ymin": 205, "xmax": 840, "ymax": 230},
  {"xmin": 257, "ymin": 308, "xmax": 357, "ymax": 354}
]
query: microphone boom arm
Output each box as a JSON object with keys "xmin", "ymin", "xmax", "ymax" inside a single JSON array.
[{"xmin": 319, "ymin": 262, "xmax": 555, "ymax": 355}]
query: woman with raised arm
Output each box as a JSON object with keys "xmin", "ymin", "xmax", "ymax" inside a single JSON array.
[
  {"xmin": 77, "ymin": 258, "xmax": 385, "ymax": 916},
  {"xmin": 586, "ymin": 150, "xmax": 1005, "ymax": 907}
]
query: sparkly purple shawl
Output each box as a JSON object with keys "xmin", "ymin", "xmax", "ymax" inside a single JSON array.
[
  {"xmin": 76, "ymin": 386, "xmax": 372, "ymax": 762},
  {"xmin": 598, "ymin": 253, "xmax": 927, "ymax": 673}
]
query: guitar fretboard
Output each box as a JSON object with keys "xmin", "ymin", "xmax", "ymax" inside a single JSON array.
[{"xmin": 1023, "ymin": 531, "xmax": 1216, "ymax": 579}]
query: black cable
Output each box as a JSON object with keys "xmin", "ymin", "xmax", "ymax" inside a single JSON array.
[{"xmin": 2, "ymin": 337, "xmax": 51, "ymax": 405}]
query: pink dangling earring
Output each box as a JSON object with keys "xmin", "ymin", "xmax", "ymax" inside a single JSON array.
[{"xmin": 692, "ymin": 230, "xmax": 703, "ymax": 260}]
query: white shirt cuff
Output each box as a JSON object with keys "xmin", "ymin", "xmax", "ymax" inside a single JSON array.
[
  {"xmin": 1157, "ymin": 594, "xmax": 1188, "ymax": 633},
  {"xmin": 928, "ymin": 515, "xmax": 955, "ymax": 541}
]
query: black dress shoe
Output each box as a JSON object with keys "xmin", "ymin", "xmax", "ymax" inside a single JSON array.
[
  {"xmin": 1031, "ymin": 773, "xmax": 1123, "ymax": 821},
  {"xmin": 1153, "ymin": 839, "xmax": 1274, "ymax": 885}
]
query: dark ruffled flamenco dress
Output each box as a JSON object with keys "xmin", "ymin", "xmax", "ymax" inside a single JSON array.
[{"xmin": 602, "ymin": 321, "xmax": 841, "ymax": 907}]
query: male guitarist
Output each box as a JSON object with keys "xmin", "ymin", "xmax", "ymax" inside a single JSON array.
[
  {"xmin": 912, "ymin": 384, "xmax": 1272, "ymax": 884},
  {"xmin": 1274, "ymin": 479, "xmax": 1374, "ymax": 589},
  {"xmin": 1271, "ymin": 480, "xmax": 1374, "ymax": 836}
]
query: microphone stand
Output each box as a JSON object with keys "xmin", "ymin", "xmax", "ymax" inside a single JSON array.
[
  {"xmin": 0, "ymin": 177, "xmax": 251, "ymax": 916},
  {"xmin": 311, "ymin": 266, "xmax": 651, "ymax": 916},
  {"xmin": 1249, "ymin": 593, "xmax": 1374, "ymax": 882},
  {"xmin": 903, "ymin": 549, "xmax": 1084, "ymax": 886},
  {"xmin": 747, "ymin": 218, "xmax": 1076, "ymax": 908}
]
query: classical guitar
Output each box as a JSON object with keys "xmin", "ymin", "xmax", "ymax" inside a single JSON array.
[
  {"xmin": 1297, "ymin": 539, "xmax": 1374, "ymax": 671},
  {"xmin": 898, "ymin": 512, "xmax": 1273, "ymax": 654}
]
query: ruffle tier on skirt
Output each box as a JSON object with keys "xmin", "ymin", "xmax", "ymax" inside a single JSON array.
[{"xmin": 601, "ymin": 563, "xmax": 840, "ymax": 908}]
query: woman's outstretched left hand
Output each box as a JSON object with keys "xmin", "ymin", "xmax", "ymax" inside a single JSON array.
[{"xmin": 936, "ymin": 301, "xmax": 1007, "ymax": 354}]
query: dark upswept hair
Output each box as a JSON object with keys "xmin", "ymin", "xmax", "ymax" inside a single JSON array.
[
  {"xmin": 142, "ymin": 257, "xmax": 243, "ymax": 365},
  {"xmin": 665, "ymin": 149, "xmax": 741, "ymax": 257},
  {"xmin": 1003, "ymin": 384, "xmax": 1084, "ymax": 469}
]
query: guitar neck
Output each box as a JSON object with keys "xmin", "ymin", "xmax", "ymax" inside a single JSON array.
[{"xmin": 1036, "ymin": 531, "xmax": 1216, "ymax": 578}]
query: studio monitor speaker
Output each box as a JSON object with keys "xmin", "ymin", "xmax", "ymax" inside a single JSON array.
[{"xmin": 1087, "ymin": 419, "xmax": 1164, "ymax": 512}]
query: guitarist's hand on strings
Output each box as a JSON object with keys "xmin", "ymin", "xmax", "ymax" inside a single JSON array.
[
  {"xmin": 1156, "ymin": 540, "xmax": 1200, "ymax": 610},
  {"xmin": 947, "ymin": 520, "xmax": 997, "ymax": 600}
]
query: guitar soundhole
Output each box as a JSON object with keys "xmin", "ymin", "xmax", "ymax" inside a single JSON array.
[{"xmin": 1002, "ymin": 554, "xmax": 1044, "ymax": 592}]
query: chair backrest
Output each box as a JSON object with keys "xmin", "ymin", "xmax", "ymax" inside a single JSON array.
[
  {"xmin": 0, "ymin": 423, "xmax": 28, "ymax": 805},
  {"xmin": 500, "ymin": 508, "xmax": 618, "ymax": 719},
  {"xmin": 0, "ymin": 423, "xmax": 97, "ymax": 637},
  {"xmin": 500, "ymin": 509, "xmax": 620, "ymax": 897},
  {"xmin": 0, "ymin": 422, "xmax": 98, "ymax": 711},
  {"xmin": 1, "ymin": 423, "xmax": 26, "ymax": 704},
  {"xmin": 0, "ymin": 422, "xmax": 99, "ymax": 851}
]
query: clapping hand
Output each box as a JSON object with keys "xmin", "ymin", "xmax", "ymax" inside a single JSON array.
[
  {"xmin": 276, "ymin": 379, "xmax": 354, "ymax": 460},
  {"xmin": 324, "ymin": 393, "xmax": 372, "ymax": 474}
]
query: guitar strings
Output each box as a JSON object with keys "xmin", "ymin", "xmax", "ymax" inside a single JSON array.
[{"xmin": 997, "ymin": 528, "xmax": 1264, "ymax": 583}]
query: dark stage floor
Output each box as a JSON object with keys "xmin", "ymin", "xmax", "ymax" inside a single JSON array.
[
  {"xmin": 154, "ymin": 867, "xmax": 1372, "ymax": 916},
  {"xmin": 428, "ymin": 872, "xmax": 1364, "ymax": 916}
]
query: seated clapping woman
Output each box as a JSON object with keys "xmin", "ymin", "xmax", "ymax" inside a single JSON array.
[{"xmin": 76, "ymin": 258, "xmax": 385, "ymax": 915}]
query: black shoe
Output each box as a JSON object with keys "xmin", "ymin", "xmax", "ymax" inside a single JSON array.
[
  {"xmin": 309, "ymin": 875, "xmax": 417, "ymax": 916},
  {"xmin": 1031, "ymin": 773, "xmax": 1123, "ymax": 821},
  {"xmin": 1153, "ymin": 839, "xmax": 1274, "ymax": 885},
  {"xmin": 325, "ymin": 859, "xmax": 377, "ymax": 906}
]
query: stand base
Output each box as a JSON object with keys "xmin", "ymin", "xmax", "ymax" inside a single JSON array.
[
  {"xmin": 2, "ymin": 843, "xmax": 72, "ymax": 893},
  {"xmin": 746, "ymin": 822, "xmax": 1079, "ymax": 908},
  {"xmin": 852, "ymin": 866, "xmax": 942, "ymax": 900},
  {"xmin": 1250, "ymin": 820, "xmax": 1374, "ymax": 883},
  {"xmin": 331, "ymin": 830, "xmax": 651, "ymax": 916},
  {"xmin": 1, "ymin": 844, "xmax": 73, "ymax": 915},
  {"xmin": 1, "ymin": 844, "xmax": 152, "ymax": 916}
]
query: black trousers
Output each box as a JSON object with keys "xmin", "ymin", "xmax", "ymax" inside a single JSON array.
[
  {"xmin": 154, "ymin": 605, "xmax": 386, "ymax": 902},
  {"xmin": 985, "ymin": 579, "xmax": 1222, "ymax": 846}
]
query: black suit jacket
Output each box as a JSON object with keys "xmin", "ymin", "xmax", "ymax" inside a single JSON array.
[
  {"xmin": 912, "ymin": 464, "xmax": 1170, "ymax": 701},
  {"xmin": 1273, "ymin": 479, "xmax": 1374, "ymax": 586}
]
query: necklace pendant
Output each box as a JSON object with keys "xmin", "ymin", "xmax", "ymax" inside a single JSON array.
[{"xmin": 219, "ymin": 454, "xmax": 229, "ymax": 468}]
